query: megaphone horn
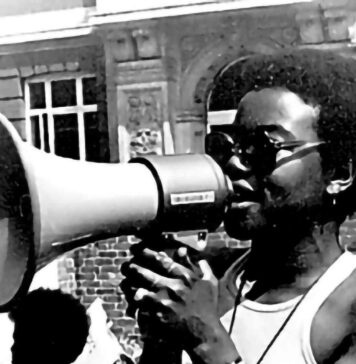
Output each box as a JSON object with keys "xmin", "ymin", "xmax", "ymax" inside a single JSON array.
[{"xmin": 0, "ymin": 113, "xmax": 231, "ymax": 311}]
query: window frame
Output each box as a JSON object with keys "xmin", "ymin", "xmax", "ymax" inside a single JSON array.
[{"xmin": 25, "ymin": 72, "xmax": 98, "ymax": 161}]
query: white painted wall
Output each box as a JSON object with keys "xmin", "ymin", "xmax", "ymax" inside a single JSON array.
[{"xmin": 208, "ymin": 110, "xmax": 237, "ymax": 126}]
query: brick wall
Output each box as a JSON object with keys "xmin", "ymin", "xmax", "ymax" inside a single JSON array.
[{"xmin": 61, "ymin": 237, "xmax": 141, "ymax": 347}]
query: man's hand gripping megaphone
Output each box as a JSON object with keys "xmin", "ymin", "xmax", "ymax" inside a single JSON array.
[{"xmin": 120, "ymin": 236, "xmax": 238, "ymax": 364}]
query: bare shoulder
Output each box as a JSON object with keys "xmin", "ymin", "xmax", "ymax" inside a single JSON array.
[{"xmin": 311, "ymin": 263, "xmax": 356, "ymax": 363}]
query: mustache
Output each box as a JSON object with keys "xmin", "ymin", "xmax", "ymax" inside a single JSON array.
[{"xmin": 274, "ymin": 142, "xmax": 323, "ymax": 170}]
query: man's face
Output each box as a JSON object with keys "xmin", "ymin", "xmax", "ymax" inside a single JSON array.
[{"xmin": 221, "ymin": 89, "xmax": 326, "ymax": 240}]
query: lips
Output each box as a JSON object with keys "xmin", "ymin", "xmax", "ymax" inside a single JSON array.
[
  {"xmin": 230, "ymin": 178, "xmax": 261, "ymax": 204},
  {"xmin": 231, "ymin": 201, "xmax": 260, "ymax": 209},
  {"xmin": 223, "ymin": 175, "xmax": 266, "ymax": 239}
]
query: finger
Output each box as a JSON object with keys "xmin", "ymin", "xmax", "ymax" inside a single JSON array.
[
  {"xmin": 132, "ymin": 248, "xmax": 195, "ymax": 286},
  {"xmin": 121, "ymin": 261, "xmax": 131, "ymax": 276},
  {"xmin": 130, "ymin": 241, "xmax": 146, "ymax": 255},
  {"xmin": 176, "ymin": 247, "xmax": 194, "ymax": 269},
  {"xmin": 120, "ymin": 278, "xmax": 138, "ymax": 296},
  {"xmin": 133, "ymin": 248, "xmax": 174, "ymax": 270},
  {"xmin": 120, "ymin": 279, "xmax": 139, "ymax": 318},
  {"xmin": 130, "ymin": 236, "xmax": 177, "ymax": 255},
  {"xmin": 197, "ymin": 260, "xmax": 218, "ymax": 285},
  {"xmin": 122, "ymin": 262, "xmax": 175, "ymax": 291},
  {"xmin": 134, "ymin": 287, "xmax": 151, "ymax": 302},
  {"xmin": 135, "ymin": 289, "xmax": 172, "ymax": 312},
  {"xmin": 132, "ymin": 289, "xmax": 173, "ymax": 326},
  {"xmin": 134, "ymin": 288, "xmax": 172, "ymax": 311},
  {"xmin": 174, "ymin": 247, "xmax": 203, "ymax": 284},
  {"xmin": 122, "ymin": 265, "xmax": 186, "ymax": 305}
]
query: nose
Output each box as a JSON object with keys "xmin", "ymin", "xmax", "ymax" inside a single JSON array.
[{"xmin": 224, "ymin": 154, "xmax": 252, "ymax": 181}]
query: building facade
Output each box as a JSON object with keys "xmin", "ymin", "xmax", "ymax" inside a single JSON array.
[{"xmin": 1, "ymin": 0, "xmax": 356, "ymax": 351}]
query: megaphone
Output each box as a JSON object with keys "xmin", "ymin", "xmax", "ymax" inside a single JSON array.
[{"xmin": 0, "ymin": 113, "xmax": 232, "ymax": 311}]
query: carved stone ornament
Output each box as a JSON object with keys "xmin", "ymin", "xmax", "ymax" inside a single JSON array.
[
  {"xmin": 129, "ymin": 128, "xmax": 163, "ymax": 157},
  {"xmin": 324, "ymin": 8, "xmax": 350, "ymax": 41},
  {"xmin": 132, "ymin": 28, "xmax": 161, "ymax": 59},
  {"xmin": 180, "ymin": 33, "xmax": 220, "ymax": 71},
  {"xmin": 108, "ymin": 31, "xmax": 136, "ymax": 62},
  {"xmin": 126, "ymin": 91, "xmax": 163, "ymax": 157},
  {"xmin": 296, "ymin": 10, "xmax": 324, "ymax": 44}
]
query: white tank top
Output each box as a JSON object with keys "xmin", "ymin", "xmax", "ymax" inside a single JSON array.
[{"xmin": 220, "ymin": 251, "xmax": 356, "ymax": 364}]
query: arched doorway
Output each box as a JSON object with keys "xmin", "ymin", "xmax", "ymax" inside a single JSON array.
[{"xmin": 206, "ymin": 56, "xmax": 249, "ymax": 127}]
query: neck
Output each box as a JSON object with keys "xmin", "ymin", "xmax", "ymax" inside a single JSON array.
[{"xmin": 245, "ymin": 221, "xmax": 343, "ymax": 292}]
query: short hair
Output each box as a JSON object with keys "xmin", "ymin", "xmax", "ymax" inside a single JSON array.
[
  {"xmin": 234, "ymin": 86, "xmax": 320, "ymax": 133},
  {"xmin": 212, "ymin": 49, "xmax": 356, "ymax": 180},
  {"xmin": 10, "ymin": 288, "xmax": 89, "ymax": 364},
  {"xmin": 239, "ymin": 50, "xmax": 356, "ymax": 182},
  {"xmin": 211, "ymin": 49, "xmax": 356, "ymax": 218}
]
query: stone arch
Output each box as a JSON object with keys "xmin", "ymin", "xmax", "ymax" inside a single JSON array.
[
  {"xmin": 179, "ymin": 37, "xmax": 284, "ymax": 119},
  {"xmin": 199, "ymin": 46, "xmax": 285, "ymax": 117},
  {"xmin": 180, "ymin": 42, "xmax": 239, "ymax": 111},
  {"xmin": 175, "ymin": 23, "xmax": 300, "ymax": 154}
]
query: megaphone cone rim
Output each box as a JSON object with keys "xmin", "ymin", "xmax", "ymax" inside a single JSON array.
[{"xmin": 0, "ymin": 113, "xmax": 36, "ymax": 312}]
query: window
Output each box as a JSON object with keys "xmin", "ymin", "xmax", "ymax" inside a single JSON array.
[{"xmin": 25, "ymin": 74, "xmax": 101, "ymax": 161}]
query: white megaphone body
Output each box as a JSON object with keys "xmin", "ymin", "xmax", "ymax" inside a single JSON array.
[{"xmin": 0, "ymin": 113, "xmax": 232, "ymax": 311}]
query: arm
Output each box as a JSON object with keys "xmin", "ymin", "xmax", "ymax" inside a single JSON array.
[
  {"xmin": 332, "ymin": 297, "xmax": 356, "ymax": 363},
  {"xmin": 311, "ymin": 274, "xmax": 356, "ymax": 364},
  {"xmin": 331, "ymin": 334, "xmax": 356, "ymax": 364}
]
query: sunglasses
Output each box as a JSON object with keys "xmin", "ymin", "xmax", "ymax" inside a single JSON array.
[{"xmin": 205, "ymin": 126, "xmax": 324, "ymax": 175}]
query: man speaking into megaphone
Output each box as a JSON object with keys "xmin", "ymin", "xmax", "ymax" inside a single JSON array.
[
  {"xmin": 121, "ymin": 84, "xmax": 356, "ymax": 363},
  {"xmin": 1, "ymin": 49, "xmax": 356, "ymax": 364}
]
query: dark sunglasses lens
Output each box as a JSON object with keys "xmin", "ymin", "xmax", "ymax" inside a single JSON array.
[
  {"xmin": 205, "ymin": 132, "xmax": 234, "ymax": 164},
  {"xmin": 247, "ymin": 132, "xmax": 280, "ymax": 174}
]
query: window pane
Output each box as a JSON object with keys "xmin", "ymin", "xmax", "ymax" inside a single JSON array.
[
  {"xmin": 30, "ymin": 115, "xmax": 40, "ymax": 148},
  {"xmin": 29, "ymin": 83, "xmax": 45, "ymax": 109},
  {"xmin": 43, "ymin": 114, "xmax": 50, "ymax": 153},
  {"xmin": 84, "ymin": 112, "xmax": 100, "ymax": 162},
  {"xmin": 54, "ymin": 114, "xmax": 79, "ymax": 160},
  {"xmin": 82, "ymin": 77, "xmax": 96, "ymax": 105},
  {"xmin": 52, "ymin": 79, "xmax": 76, "ymax": 107}
]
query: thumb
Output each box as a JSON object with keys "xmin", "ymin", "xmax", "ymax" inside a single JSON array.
[{"xmin": 198, "ymin": 259, "xmax": 217, "ymax": 285}]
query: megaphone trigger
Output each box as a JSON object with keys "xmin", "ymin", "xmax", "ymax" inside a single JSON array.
[{"xmin": 173, "ymin": 230, "xmax": 208, "ymax": 251}]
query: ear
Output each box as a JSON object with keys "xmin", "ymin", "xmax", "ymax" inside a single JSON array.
[
  {"xmin": 326, "ymin": 177, "xmax": 353, "ymax": 195},
  {"xmin": 326, "ymin": 160, "xmax": 354, "ymax": 195}
]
